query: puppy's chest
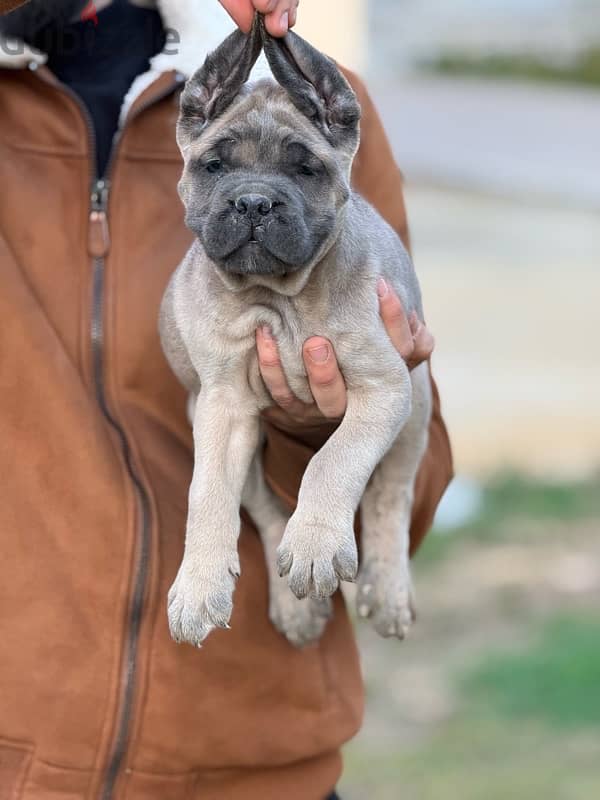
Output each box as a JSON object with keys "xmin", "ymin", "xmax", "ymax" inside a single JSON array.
[{"xmin": 215, "ymin": 296, "xmax": 337, "ymax": 405}]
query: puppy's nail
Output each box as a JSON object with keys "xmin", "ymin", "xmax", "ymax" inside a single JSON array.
[
  {"xmin": 377, "ymin": 277, "xmax": 388, "ymax": 298},
  {"xmin": 358, "ymin": 604, "xmax": 370, "ymax": 618},
  {"xmin": 277, "ymin": 551, "xmax": 293, "ymax": 576}
]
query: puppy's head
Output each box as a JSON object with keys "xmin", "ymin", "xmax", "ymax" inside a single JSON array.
[{"xmin": 176, "ymin": 16, "xmax": 360, "ymax": 283}]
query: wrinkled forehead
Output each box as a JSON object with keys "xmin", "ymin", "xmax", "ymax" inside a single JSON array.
[{"xmin": 187, "ymin": 83, "xmax": 338, "ymax": 167}]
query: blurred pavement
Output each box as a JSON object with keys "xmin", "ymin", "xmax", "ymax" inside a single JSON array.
[
  {"xmin": 367, "ymin": 78, "xmax": 600, "ymax": 478},
  {"xmin": 407, "ymin": 184, "xmax": 600, "ymax": 479},
  {"xmin": 372, "ymin": 77, "xmax": 600, "ymax": 209}
]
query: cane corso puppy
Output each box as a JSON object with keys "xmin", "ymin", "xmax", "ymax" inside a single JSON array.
[{"xmin": 160, "ymin": 18, "xmax": 432, "ymax": 648}]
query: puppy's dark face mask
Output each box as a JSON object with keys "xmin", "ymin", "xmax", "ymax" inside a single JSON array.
[{"xmin": 176, "ymin": 16, "xmax": 361, "ymax": 279}]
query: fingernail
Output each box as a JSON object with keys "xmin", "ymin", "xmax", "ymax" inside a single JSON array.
[
  {"xmin": 377, "ymin": 277, "xmax": 388, "ymax": 298},
  {"xmin": 280, "ymin": 10, "xmax": 289, "ymax": 32},
  {"xmin": 261, "ymin": 324, "xmax": 273, "ymax": 340},
  {"xmin": 307, "ymin": 344, "xmax": 329, "ymax": 364}
]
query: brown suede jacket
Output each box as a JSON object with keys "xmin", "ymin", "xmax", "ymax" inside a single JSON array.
[{"xmin": 0, "ymin": 33, "xmax": 453, "ymax": 800}]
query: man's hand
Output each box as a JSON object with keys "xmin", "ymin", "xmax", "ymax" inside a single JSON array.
[
  {"xmin": 219, "ymin": 0, "xmax": 299, "ymax": 37},
  {"xmin": 256, "ymin": 279, "xmax": 435, "ymax": 425}
]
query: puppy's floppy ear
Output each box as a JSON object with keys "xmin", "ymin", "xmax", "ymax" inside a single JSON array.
[
  {"xmin": 260, "ymin": 17, "xmax": 360, "ymax": 150},
  {"xmin": 177, "ymin": 16, "xmax": 262, "ymax": 152}
]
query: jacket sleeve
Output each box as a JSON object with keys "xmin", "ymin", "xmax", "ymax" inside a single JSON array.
[{"xmin": 261, "ymin": 68, "xmax": 453, "ymax": 555}]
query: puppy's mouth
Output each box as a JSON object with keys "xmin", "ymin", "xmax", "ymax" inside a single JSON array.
[
  {"xmin": 247, "ymin": 225, "xmax": 263, "ymax": 244},
  {"xmin": 227, "ymin": 226, "xmax": 289, "ymax": 276},
  {"xmin": 216, "ymin": 222, "xmax": 298, "ymax": 277},
  {"xmin": 198, "ymin": 199, "xmax": 320, "ymax": 276}
]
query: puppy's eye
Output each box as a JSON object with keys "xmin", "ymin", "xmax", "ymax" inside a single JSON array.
[
  {"xmin": 298, "ymin": 164, "xmax": 316, "ymax": 177},
  {"xmin": 206, "ymin": 159, "xmax": 222, "ymax": 174}
]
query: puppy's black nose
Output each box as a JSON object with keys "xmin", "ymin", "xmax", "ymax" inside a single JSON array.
[{"xmin": 235, "ymin": 194, "xmax": 272, "ymax": 217}]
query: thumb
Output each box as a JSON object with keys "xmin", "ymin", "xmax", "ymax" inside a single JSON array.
[{"xmin": 218, "ymin": 0, "xmax": 255, "ymax": 32}]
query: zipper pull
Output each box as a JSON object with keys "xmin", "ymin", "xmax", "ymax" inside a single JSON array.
[{"xmin": 88, "ymin": 178, "xmax": 111, "ymax": 258}]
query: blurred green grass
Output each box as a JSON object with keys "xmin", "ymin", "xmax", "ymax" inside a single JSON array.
[
  {"xmin": 464, "ymin": 615, "xmax": 600, "ymax": 728},
  {"xmin": 422, "ymin": 47, "xmax": 600, "ymax": 88},
  {"xmin": 343, "ymin": 716, "xmax": 600, "ymax": 800},
  {"xmin": 341, "ymin": 473, "xmax": 600, "ymax": 799},
  {"xmin": 344, "ymin": 612, "xmax": 600, "ymax": 800},
  {"xmin": 416, "ymin": 472, "xmax": 600, "ymax": 566}
]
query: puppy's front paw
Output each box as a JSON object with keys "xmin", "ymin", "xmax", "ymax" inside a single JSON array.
[
  {"xmin": 277, "ymin": 516, "xmax": 358, "ymax": 600},
  {"xmin": 269, "ymin": 578, "xmax": 332, "ymax": 648},
  {"xmin": 167, "ymin": 551, "xmax": 240, "ymax": 647},
  {"xmin": 356, "ymin": 560, "xmax": 415, "ymax": 640}
]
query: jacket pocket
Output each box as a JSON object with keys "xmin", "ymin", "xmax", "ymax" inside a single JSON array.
[{"xmin": 0, "ymin": 740, "xmax": 33, "ymax": 800}]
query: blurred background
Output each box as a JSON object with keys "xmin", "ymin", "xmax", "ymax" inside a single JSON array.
[{"xmin": 298, "ymin": 2, "xmax": 600, "ymax": 798}]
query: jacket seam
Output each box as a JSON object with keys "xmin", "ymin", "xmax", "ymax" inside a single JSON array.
[{"xmin": 0, "ymin": 739, "xmax": 35, "ymax": 800}]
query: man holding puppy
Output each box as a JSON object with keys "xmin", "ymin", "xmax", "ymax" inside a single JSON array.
[{"xmin": 0, "ymin": 1, "xmax": 452, "ymax": 798}]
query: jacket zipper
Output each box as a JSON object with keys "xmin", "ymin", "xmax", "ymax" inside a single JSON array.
[
  {"xmin": 31, "ymin": 66, "xmax": 183, "ymax": 800},
  {"xmin": 89, "ymin": 176, "xmax": 154, "ymax": 800},
  {"xmin": 91, "ymin": 85, "xmax": 185, "ymax": 800}
]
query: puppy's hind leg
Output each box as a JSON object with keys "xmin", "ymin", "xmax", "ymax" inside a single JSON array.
[
  {"xmin": 242, "ymin": 444, "xmax": 332, "ymax": 648},
  {"xmin": 357, "ymin": 363, "xmax": 432, "ymax": 639}
]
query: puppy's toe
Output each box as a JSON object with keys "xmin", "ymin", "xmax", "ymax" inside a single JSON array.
[
  {"xmin": 270, "ymin": 584, "xmax": 332, "ymax": 648},
  {"xmin": 311, "ymin": 558, "xmax": 339, "ymax": 599},
  {"xmin": 167, "ymin": 557, "xmax": 238, "ymax": 647},
  {"xmin": 333, "ymin": 546, "xmax": 359, "ymax": 583},
  {"xmin": 288, "ymin": 557, "xmax": 313, "ymax": 599},
  {"xmin": 371, "ymin": 592, "xmax": 413, "ymax": 640},
  {"xmin": 276, "ymin": 546, "xmax": 294, "ymax": 577},
  {"xmin": 357, "ymin": 561, "xmax": 415, "ymax": 641},
  {"xmin": 279, "ymin": 518, "xmax": 358, "ymax": 599}
]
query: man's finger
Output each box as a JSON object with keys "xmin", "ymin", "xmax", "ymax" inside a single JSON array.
[
  {"xmin": 302, "ymin": 337, "xmax": 347, "ymax": 419},
  {"xmin": 377, "ymin": 278, "xmax": 415, "ymax": 361},
  {"xmin": 288, "ymin": 0, "xmax": 299, "ymax": 27},
  {"xmin": 257, "ymin": 0, "xmax": 294, "ymax": 35},
  {"xmin": 251, "ymin": 0, "xmax": 279, "ymax": 13},
  {"xmin": 407, "ymin": 314, "xmax": 435, "ymax": 369},
  {"xmin": 256, "ymin": 326, "xmax": 307, "ymax": 417},
  {"xmin": 220, "ymin": 0, "xmax": 297, "ymax": 37},
  {"xmin": 218, "ymin": 0, "xmax": 255, "ymax": 32}
]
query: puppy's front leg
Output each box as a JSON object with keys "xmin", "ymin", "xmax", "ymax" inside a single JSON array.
[
  {"xmin": 278, "ymin": 362, "xmax": 413, "ymax": 599},
  {"xmin": 168, "ymin": 389, "xmax": 259, "ymax": 646},
  {"xmin": 242, "ymin": 450, "xmax": 332, "ymax": 647}
]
